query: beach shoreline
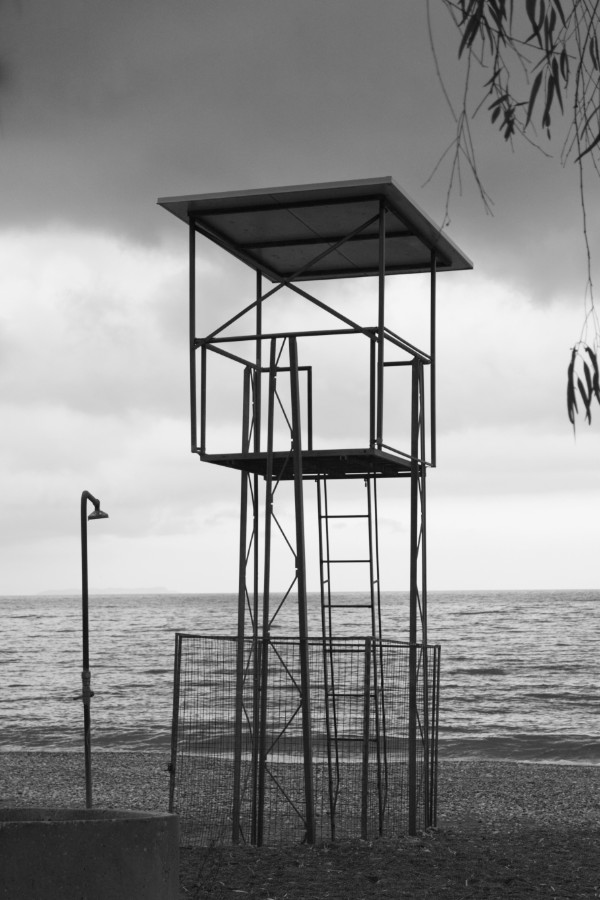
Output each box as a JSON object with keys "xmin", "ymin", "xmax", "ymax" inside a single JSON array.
[
  {"xmin": 2, "ymin": 751, "xmax": 600, "ymax": 824},
  {"xmin": 2, "ymin": 753, "xmax": 599, "ymax": 898}
]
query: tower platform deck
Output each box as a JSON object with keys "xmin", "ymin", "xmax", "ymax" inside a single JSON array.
[{"xmin": 198, "ymin": 446, "xmax": 417, "ymax": 479}]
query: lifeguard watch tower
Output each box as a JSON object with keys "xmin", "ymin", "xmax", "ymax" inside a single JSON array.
[{"xmin": 159, "ymin": 178, "xmax": 472, "ymax": 846}]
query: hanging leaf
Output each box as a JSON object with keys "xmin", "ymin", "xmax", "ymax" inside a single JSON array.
[
  {"xmin": 535, "ymin": 0, "xmax": 547, "ymax": 47},
  {"xmin": 567, "ymin": 347, "xmax": 578, "ymax": 427},
  {"xmin": 488, "ymin": 0, "xmax": 506, "ymax": 32},
  {"xmin": 526, "ymin": 0, "xmax": 543, "ymax": 45},
  {"xmin": 459, "ymin": 7, "xmax": 484, "ymax": 58},
  {"xmin": 577, "ymin": 376, "xmax": 592, "ymax": 423},
  {"xmin": 501, "ymin": 104, "xmax": 517, "ymax": 140},
  {"xmin": 559, "ymin": 46, "xmax": 569, "ymax": 82},
  {"xmin": 585, "ymin": 345, "xmax": 600, "ymax": 403},
  {"xmin": 542, "ymin": 72, "xmax": 555, "ymax": 129},
  {"xmin": 552, "ymin": 0, "xmax": 566, "ymax": 27},
  {"xmin": 552, "ymin": 58, "xmax": 564, "ymax": 113},
  {"xmin": 525, "ymin": 0, "xmax": 536, "ymax": 27},
  {"xmin": 488, "ymin": 93, "xmax": 510, "ymax": 110},
  {"xmin": 526, "ymin": 70, "xmax": 544, "ymax": 126},
  {"xmin": 583, "ymin": 359, "xmax": 593, "ymax": 401},
  {"xmin": 546, "ymin": 8, "xmax": 557, "ymax": 53},
  {"xmin": 590, "ymin": 33, "xmax": 600, "ymax": 71}
]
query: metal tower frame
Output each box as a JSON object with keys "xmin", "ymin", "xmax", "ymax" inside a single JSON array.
[{"xmin": 159, "ymin": 178, "xmax": 472, "ymax": 842}]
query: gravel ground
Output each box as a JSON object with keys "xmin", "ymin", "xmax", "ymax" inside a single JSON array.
[
  {"xmin": 2, "ymin": 753, "xmax": 600, "ymax": 898},
  {"xmin": 3, "ymin": 752, "xmax": 599, "ymax": 830}
]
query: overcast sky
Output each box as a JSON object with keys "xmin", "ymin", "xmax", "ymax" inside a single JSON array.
[{"xmin": 1, "ymin": 0, "xmax": 598, "ymax": 595}]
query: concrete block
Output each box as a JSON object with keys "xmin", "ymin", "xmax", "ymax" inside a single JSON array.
[{"xmin": 0, "ymin": 808, "xmax": 179, "ymax": 900}]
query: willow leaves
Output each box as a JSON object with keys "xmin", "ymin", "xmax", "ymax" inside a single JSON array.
[{"xmin": 568, "ymin": 344, "xmax": 600, "ymax": 429}]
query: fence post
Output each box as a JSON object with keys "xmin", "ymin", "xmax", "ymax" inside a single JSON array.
[
  {"xmin": 361, "ymin": 638, "xmax": 372, "ymax": 839},
  {"xmin": 168, "ymin": 634, "xmax": 182, "ymax": 814}
]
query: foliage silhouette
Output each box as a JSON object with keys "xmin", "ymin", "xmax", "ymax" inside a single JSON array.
[{"xmin": 429, "ymin": 0, "xmax": 600, "ymax": 429}]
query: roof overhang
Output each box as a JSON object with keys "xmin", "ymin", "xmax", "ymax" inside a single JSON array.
[{"xmin": 158, "ymin": 177, "xmax": 473, "ymax": 281}]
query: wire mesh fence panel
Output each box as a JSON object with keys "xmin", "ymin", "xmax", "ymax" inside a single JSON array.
[{"xmin": 170, "ymin": 634, "xmax": 440, "ymax": 847}]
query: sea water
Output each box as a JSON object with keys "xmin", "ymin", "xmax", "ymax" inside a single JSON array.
[{"xmin": 1, "ymin": 590, "xmax": 598, "ymax": 763}]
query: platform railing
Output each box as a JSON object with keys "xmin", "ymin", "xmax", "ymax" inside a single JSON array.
[{"xmin": 195, "ymin": 328, "xmax": 431, "ymax": 466}]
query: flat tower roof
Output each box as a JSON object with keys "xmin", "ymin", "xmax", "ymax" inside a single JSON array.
[{"xmin": 157, "ymin": 177, "xmax": 472, "ymax": 281}]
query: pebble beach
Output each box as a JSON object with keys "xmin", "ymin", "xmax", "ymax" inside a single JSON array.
[{"xmin": 2, "ymin": 752, "xmax": 600, "ymax": 897}]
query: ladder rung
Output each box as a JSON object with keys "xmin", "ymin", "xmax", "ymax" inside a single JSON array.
[
  {"xmin": 321, "ymin": 514, "xmax": 368, "ymax": 519},
  {"xmin": 324, "ymin": 559, "xmax": 370, "ymax": 564},
  {"xmin": 324, "ymin": 603, "xmax": 373, "ymax": 609}
]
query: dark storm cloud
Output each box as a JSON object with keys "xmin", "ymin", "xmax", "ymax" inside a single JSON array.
[
  {"xmin": 1, "ymin": 0, "xmax": 590, "ymax": 306},
  {"xmin": 0, "ymin": 2, "xmax": 457, "ymax": 236}
]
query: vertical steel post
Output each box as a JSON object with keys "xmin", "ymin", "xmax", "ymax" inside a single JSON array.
[
  {"xmin": 419, "ymin": 360, "xmax": 430, "ymax": 826},
  {"xmin": 255, "ymin": 271, "xmax": 263, "ymax": 456},
  {"xmin": 408, "ymin": 362, "xmax": 419, "ymax": 835},
  {"xmin": 369, "ymin": 335, "xmax": 376, "ymax": 449},
  {"xmin": 376, "ymin": 202, "xmax": 386, "ymax": 448},
  {"xmin": 199, "ymin": 345, "xmax": 207, "ymax": 455},
  {"xmin": 232, "ymin": 367, "xmax": 252, "ymax": 842},
  {"xmin": 80, "ymin": 499, "xmax": 93, "ymax": 810},
  {"xmin": 430, "ymin": 250, "xmax": 437, "ymax": 468},
  {"xmin": 289, "ymin": 336, "xmax": 315, "ymax": 844},
  {"xmin": 306, "ymin": 365, "xmax": 313, "ymax": 451},
  {"xmin": 250, "ymin": 274, "xmax": 263, "ymax": 843},
  {"xmin": 419, "ymin": 361, "xmax": 428, "ymax": 646},
  {"xmin": 189, "ymin": 218, "xmax": 197, "ymax": 453},
  {"xmin": 253, "ymin": 273, "xmax": 263, "ymax": 634},
  {"xmin": 79, "ymin": 491, "xmax": 108, "ymax": 810}
]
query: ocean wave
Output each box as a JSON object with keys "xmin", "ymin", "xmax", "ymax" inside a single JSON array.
[{"xmin": 449, "ymin": 666, "xmax": 508, "ymax": 676}]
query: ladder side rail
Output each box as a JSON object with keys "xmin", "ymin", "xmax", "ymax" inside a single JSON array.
[
  {"xmin": 366, "ymin": 476, "xmax": 388, "ymax": 834},
  {"xmin": 317, "ymin": 477, "xmax": 341, "ymax": 838},
  {"xmin": 232, "ymin": 366, "xmax": 253, "ymax": 842}
]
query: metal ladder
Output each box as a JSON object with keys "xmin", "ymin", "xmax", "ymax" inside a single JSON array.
[
  {"xmin": 317, "ymin": 475, "xmax": 382, "ymax": 642},
  {"xmin": 316, "ymin": 474, "xmax": 388, "ymax": 837}
]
